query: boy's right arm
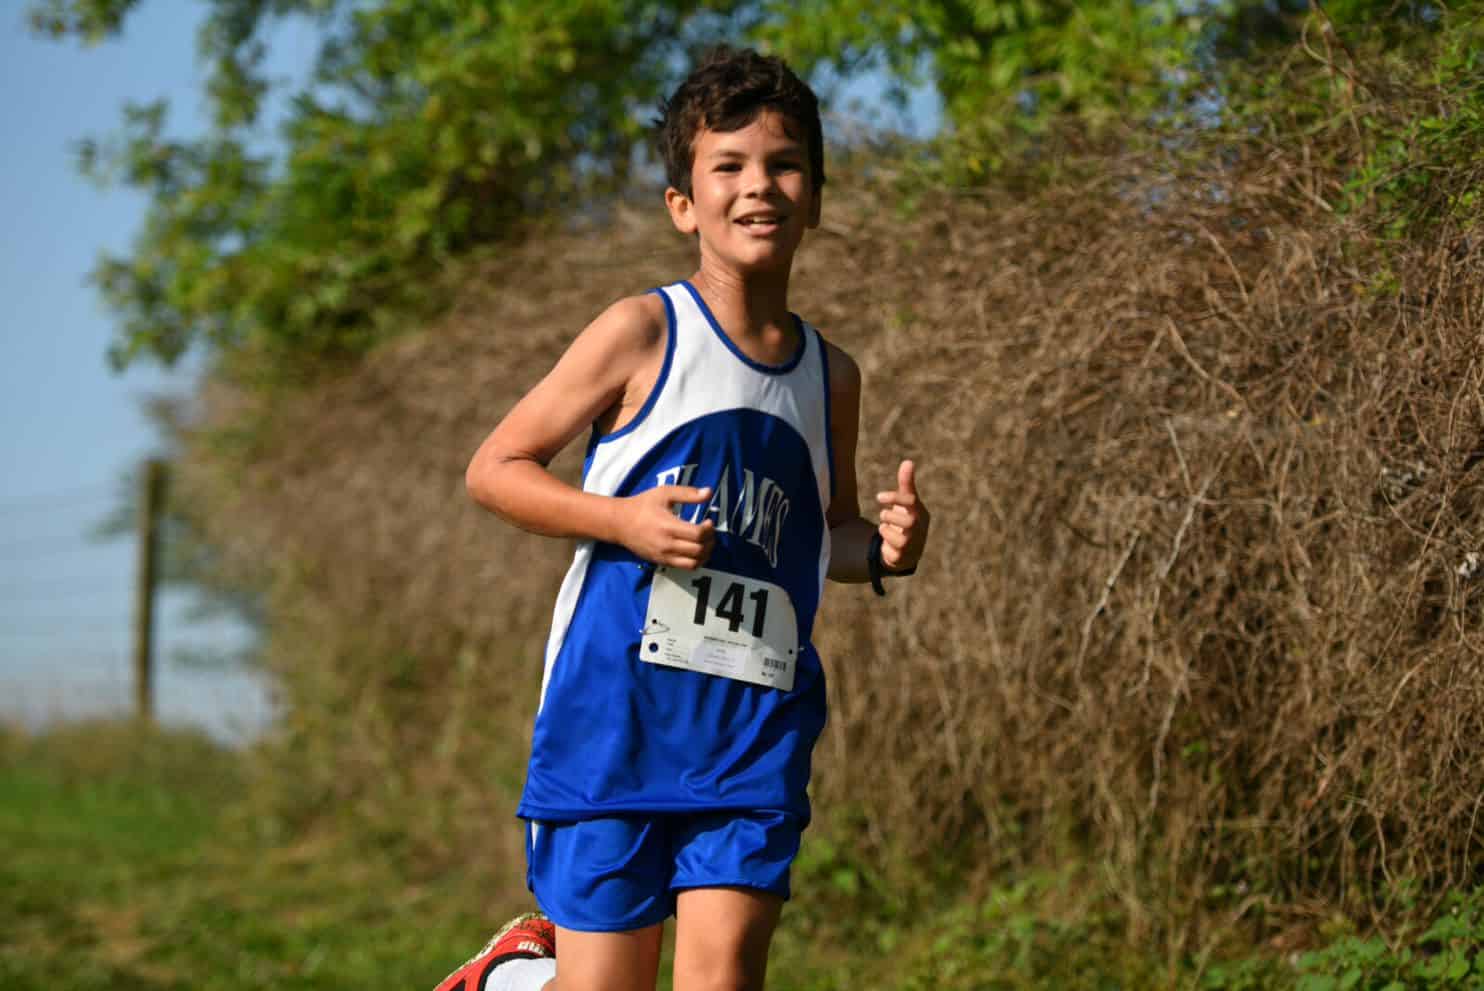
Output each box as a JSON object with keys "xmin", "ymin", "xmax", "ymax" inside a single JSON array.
[{"xmin": 465, "ymin": 295, "xmax": 716, "ymax": 570}]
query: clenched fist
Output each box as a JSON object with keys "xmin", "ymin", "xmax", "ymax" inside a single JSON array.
[{"xmin": 613, "ymin": 485, "xmax": 716, "ymax": 570}]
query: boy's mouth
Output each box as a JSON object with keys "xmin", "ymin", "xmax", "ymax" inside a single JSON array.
[{"xmin": 735, "ymin": 213, "xmax": 786, "ymax": 233}]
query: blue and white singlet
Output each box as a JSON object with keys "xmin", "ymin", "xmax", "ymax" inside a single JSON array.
[{"xmin": 516, "ymin": 281, "xmax": 835, "ymax": 825}]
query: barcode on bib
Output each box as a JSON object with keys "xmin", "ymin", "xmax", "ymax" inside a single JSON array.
[{"xmin": 762, "ymin": 657, "xmax": 787, "ymax": 671}]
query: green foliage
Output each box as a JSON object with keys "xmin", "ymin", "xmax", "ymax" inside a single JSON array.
[
  {"xmin": 37, "ymin": 0, "xmax": 752, "ymax": 379},
  {"xmin": 33, "ymin": 0, "xmax": 1484, "ymax": 393},
  {"xmin": 1247, "ymin": 8, "xmax": 1479, "ymax": 205},
  {"xmin": 1287, "ymin": 892, "xmax": 1484, "ymax": 991},
  {"xmin": 759, "ymin": 0, "xmax": 1208, "ymax": 157},
  {"xmin": 1197, "ymin": 890, "xmax": 1484, "ymax": 991},
  {"xmin": 1200, "ymin": 957, "xmax": 1291, "ymax": 991},
  {"xmin": 27, "ymin": 0, "xmax": 142, "ymax": 42},
  {"xmin": 1339, "ymin": 14, "xmax": 1484, "ymax": 240},
  {"xmin": 11, "ymin": 721, "xmax": 1484, "ymax": 990},
  {"xmin": 778, "ymin": 828, "xmax": 1179, "ymax": 989},
  {"xmin": 1195, "ymin": 1, "xmax": 1482, "ymax": 245},
  {"xmin": 0, "ymin": 722, "xmax": 494, "ymax": 991}
]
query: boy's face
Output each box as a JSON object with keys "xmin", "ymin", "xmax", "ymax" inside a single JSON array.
[{"xmin": 665, "ymin": 109, "xmax": 821, "ymax": 275}]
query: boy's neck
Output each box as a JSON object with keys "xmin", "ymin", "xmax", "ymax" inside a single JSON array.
[{"xmin": 689, "ymin": 263, "xmax": 793, "ymax": 340}]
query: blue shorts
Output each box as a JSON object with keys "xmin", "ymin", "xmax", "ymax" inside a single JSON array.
[{"xmin": 524, "ymin": 810, "xmax": 803, "ymax": 932}]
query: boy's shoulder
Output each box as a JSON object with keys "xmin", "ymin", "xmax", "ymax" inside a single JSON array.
[
  {"xmin": 820, "ymin": 335, "xmax": 861, "ymax": 399},
  {"xmin": 582, "ymin": 290, "xmax": 668, "ymax": 352},
  {"xmin": 559, "ymin": 292, "xmax": 670, "ymax": 382}
]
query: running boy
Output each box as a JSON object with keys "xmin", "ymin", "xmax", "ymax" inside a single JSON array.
[{"xmin": 446, "ymin": 46, "xmax": 930, "ymax": 991}]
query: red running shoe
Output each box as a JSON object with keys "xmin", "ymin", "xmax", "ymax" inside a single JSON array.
[{"xmin": 434, "ymin": 912, "xmax": 556, "ymax": 991}]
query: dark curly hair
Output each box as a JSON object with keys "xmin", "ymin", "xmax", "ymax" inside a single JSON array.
[{"xmin": 656, "ymin": 46, "xmax": 825, "ymax": 198}]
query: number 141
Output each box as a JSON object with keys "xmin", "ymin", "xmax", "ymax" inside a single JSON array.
[{"xmin": 691, "ymin": 575, "xmax": 768, "ymax": 637}]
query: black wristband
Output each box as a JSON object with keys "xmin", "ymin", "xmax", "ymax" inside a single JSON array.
[
  {"xmin": 868, "ymin": 532, "xmax": 887, "ymax": 596},
  {"xmin": 867, "ymin": 532, "xmax": 917, "ymax": 596}
]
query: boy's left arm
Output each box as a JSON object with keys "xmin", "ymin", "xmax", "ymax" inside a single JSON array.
[{"xmin": 824, "ymin": 342, "xmax": 930, "ymax": 584}]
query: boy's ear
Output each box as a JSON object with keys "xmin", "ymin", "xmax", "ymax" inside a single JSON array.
[{"xmin": 665, "ymin": 186, "xmax": 698, "ymax": 235}]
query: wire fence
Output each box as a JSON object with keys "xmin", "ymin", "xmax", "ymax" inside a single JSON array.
[{"xmin": 0, "ymin": 476, "xmax": 274, "ymax": 745}]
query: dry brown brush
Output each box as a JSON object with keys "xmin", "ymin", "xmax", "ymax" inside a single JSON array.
[{"xmin": 177, "ymin": 103, "xmax": 1483, "ymax": 939}]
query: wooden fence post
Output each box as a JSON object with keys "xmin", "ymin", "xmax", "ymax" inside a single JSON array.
[{"xmin": 132, "ymin": 459, "xmax": 167, "ymax": 722}]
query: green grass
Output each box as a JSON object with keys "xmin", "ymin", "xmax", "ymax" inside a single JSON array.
[
  {"xmin": 0, "ymin": 721, "xmax": 489, "ymax": 991},
  {"xmin": 0, "ymin": 720, "xmax": 1183, "ymax": 990},
  {"xmin": 6, "ymin": 720, "xmax": 1483, "ymax": 990},
  {"xmin": 770, "ymin": 842, "xmax": 1184, "ymax": 990}
]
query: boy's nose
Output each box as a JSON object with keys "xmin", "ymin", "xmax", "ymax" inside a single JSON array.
[{"xmin": 743, "ymin": 164, "xmax": 778, "ymax": 194}]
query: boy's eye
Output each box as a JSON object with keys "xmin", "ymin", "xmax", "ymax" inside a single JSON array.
[{"xmin": 716, "ymin": 163, "xmax": 742, "ymax": 172}]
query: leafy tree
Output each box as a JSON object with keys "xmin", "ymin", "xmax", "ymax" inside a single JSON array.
[
  {"xmin": 31, "ymin": 0, "xmax": 756, "ymax": 379},
  {"xmin": 29, "ymin": 0, "xmax": 1481, "ymax": 384},
  {"xmin": 757, "ymin": 0, "xmax": 1207, "ymax": 137}
]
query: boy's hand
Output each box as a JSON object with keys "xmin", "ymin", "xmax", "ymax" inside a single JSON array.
[
  {"xmin": 875, "ymin": 460, "xmax": 930, "ymax": 572},
  {"xmin": 615, "ymin": 486, "xmax": 716, "ymax": 570}
]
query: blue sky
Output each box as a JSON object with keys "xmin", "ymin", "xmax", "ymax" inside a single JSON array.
[
  {"xmin": 0, "ymin": 3, "xmax": 938, "ymax": 740},
  {"xmin": 0, "ymin": 0, "xmax": 317, "ymax": 740}
]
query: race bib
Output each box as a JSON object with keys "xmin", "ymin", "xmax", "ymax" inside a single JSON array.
[{"xmin": 640, "ymin": 565, "xmax": 799, "ymax": 691}]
